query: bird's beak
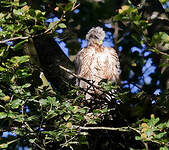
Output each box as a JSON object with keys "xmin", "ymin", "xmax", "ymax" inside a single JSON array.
[{"xmin": 99, "ymin": 40, "xmax": 103, "ymax": 45}]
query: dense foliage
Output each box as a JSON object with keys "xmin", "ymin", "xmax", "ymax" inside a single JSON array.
[{"xmin": 0, "ymin": 0, "xmax": 169, "ymax": 149}]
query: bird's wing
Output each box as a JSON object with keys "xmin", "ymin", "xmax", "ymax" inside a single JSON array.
[
  {"xmin": 74, "ymin": 48, "xmax": 94, "ymax": 78},
  {"xmin": 103, "ymin": 47, "xmax": 120, "ymax": 82}
]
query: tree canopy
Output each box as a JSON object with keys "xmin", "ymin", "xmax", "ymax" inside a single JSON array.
[{"xmin": 0, "ymin": 0, "xmax": 169, "ymax": 149}]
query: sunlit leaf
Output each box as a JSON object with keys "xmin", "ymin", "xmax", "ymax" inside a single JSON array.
[
  {"xmin": 58, "ymin": 23, "xmax": 66, "ymax": 28},
  {"xmin": 10, "ymin": 99, "xmax": 22, "ymax": 109},
  {"xmin": 0, "ymin": 112, "xmax": 7, "ymax": 119},
  {"xmin": 0, "ymin": 66, "xmax": 6, "ymax": 71},
  {"xmin": 0, "ymin": 143, "xmax": 8, "ymax": 149}
]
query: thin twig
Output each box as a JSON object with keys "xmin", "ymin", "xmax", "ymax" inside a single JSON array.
[
  {"xmin": 149, "ymin": 48, "xmax": 169, "ymax": 58},
  {"xmin": 142, "ymin": 141, "xmax": 149, "ymax": 150},
  {"xmin": 33, "ymin": 141, "xmax": 45, "ymax": 150},
  {"xmin": 25, "ymin": 122, "xmax": 34, "ymax": 132},
  {"xmin": 147, "ymin": 139, "xmax": 169, "ymax": 147},
  {"xmin": 142, "ymin": 35, "xmax": 169, "ymax": 58},
  {"xmin": 59, "ymin": 65, "xmax": 102, "ymax": 91},
  {"xmin": 73, "ymin": 125, "xmax": 131, "ymax": 132},
  {"xmin": 21, "ymin": 105, "xmax": 24, "ymax": 124},
  {"xmin": 59, "ymin": 65, "xmax": 116, "ymax": 100},
  {"xmin": 71, "ymin": 3, "xmax": 80, "ymax": 11},
  {"xmin": 44, "ymin": 13, "xmax": 65, "ymax": 34},
  {"xmin": 60, "ymin": 134, "xmax": 78, "ymax": 150},
  {"xmin": 0, "ymin": 36, "xmax": 29, "ymax": 44},
  {"xmin": 128, "ymin": 126, "xmax": 140, "ymax": 134},
  {"xmin": 73, "ymin": 125, "xmax": 169, "ymax": 147},
  {"xmin": 39, "ymin": 103, "xmax": 44, "ymax": 137}
]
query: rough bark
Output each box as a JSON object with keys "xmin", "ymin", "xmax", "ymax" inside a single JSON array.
[{"xmin": 33, "ymin": 35, "xmax": 75, "ymax": 94}]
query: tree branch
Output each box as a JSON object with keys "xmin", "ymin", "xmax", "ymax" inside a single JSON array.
[
  {"xmin": 72, "ymin": 125, "xmax": 140, "ymax": 133},
  {"xmin": 59, "ymin": 65, "xmax": 118, "ymax": 101},
  {"xmin": 0, "ymin": 36, "xmax": 29, "ymax": 44},
  {"xmin": 59, "ymin": 65, "xmax": 102, "ymax": 91},
  {"xmin": 73, "ymin": 125, "xmax": 169, "ymax": 147}
]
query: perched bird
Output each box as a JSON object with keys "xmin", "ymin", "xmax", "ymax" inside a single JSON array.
[{"xmin": 75, "ymin": 27, "xmax": 120, "ymax": 99}]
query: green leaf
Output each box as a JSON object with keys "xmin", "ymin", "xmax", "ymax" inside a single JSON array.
[
  {"xmin": 22, "ymin": 83, "xmax": 31, "ymax": 88},
  {"xmin": 69, "ymin": 0, "xmax": 76, "ymax": 2},
  {"xmin": 101, "ymin": 108, "xmax": 108, "ymax": 113},
  {"xmin": 166, "ymin": 120, "xmax": 169, "ymax": 128},
  {"xmin": 39, "ymin": 99, "xmax": 49, "ymax": 106},
  {"xmin": 33, "ymin": 25, "xmax": 44, "ymax": 31},
  {"xmin": 10, "ymin": 99, "xmax": 22, "ymax": 109},
  {"xmin": 73, "ymin": 114, "xmax": 84, "ymax": 121},
  {"xmin": 27, "ymin": 115, "xmax": 39, "ymax": 121},
  {"xmin": 8, "ymin": 111, "xmax": 17, "ymax": 119},
  {"xmin": 133, "ymin": 20, "xmax": 140, "ymax": 26},
  {"xmin": 47, "ymin": 110, "xmax": 57, "ymax": 118},
  {"xmin": 15, "ymin": 114, "xmax": 24, "ymax": 122},
  {"xmin": 58, "ymin": 23, "xmax": 66, "ymax": 28},
  {"xmin": 0, "ymin": 112, "xmax": 7, "ymax": 119},
  {"xmin": 160, "ymin": 146, "xmax": 169, "ymax": 150},
  {"xmin": 0, "ymin": 89, "xmax": 5, "ymax": 97},
  {"xmin": 157, "ymin": 122, "xmax": 167, "ymax": 129},
  {"xmin": 72, "ymin": 106, "xmax": 79, "ymax": 113},
  {"xmin": 155, "ymin": 132, "xmax": 167, "ymax": 139},
  {"xmin": 0, "ymin": 143, "xmax": 8, "ymax": 149},
  {"xmin": 14, "ymin": 39, "xmax": 28, "ymax": 51},
  {"xmin": 160, "ymin": 63, "xmax": 169, "ymax": 67},
  {"xmin": 148, "ymin": 117, "xmax": 160, "ymax": 126},
  {"xmin": 0, "ymin": 30, "xmax": 8, "ymax": 37},
  {"xmin": 161, "ymin": 32, "xmax": 169, "ymax": 41},
  {"xmin": 13, "ymin": 9, "xmax": 23, "ymax": 15},
  {"xmin": 64, "ymin": 114, "xmax": 70, "ymax": 121},
  {"xmin": 64, "ymin": 2, "xmax": 73, "ymax": 11},
  {"xmin": 113, "ymin": 14, "xmax": 123, "ymax": 21},
  {"xmin": 135, "ymin": 136, "xmax": 141, "ymax": 140},
  {"xmin": 0, "ymin": 66, "xmax": 6, "ymax": 71},
  {"xmin": 78, "ymin": 108, "xmax": 87, "ymax": 114},
  {"xmin": 47, "ymin": 96, "xmax": 56, "ymax": 104},
  {"xmin": 88, "ymin": 118, "xmax": 97, "ymax": 124},
  {"xmin": 10, "ymin": 55, "xmax": 30, "ymax": 65},
  {"xmin": 29, "ymin": 139, "xmax": 36, "ymax": 143},
  {"xmin": 0, "ymin": 13, "xmax": 5, "ymax": 19}
]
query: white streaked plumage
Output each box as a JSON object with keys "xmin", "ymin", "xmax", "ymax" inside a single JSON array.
[{"xmin": 75, "ymin": 27, "xmax": 120, "ymax": 99}]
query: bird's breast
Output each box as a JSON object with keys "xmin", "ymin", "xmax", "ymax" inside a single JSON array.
[{"xmin": 90, "ymin": 53, "xmax": 108, "ymax": 76}]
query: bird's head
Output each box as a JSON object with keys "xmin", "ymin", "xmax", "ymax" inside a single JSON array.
[{"xmin": 86, "ymin": 26, "xmax": 105, "ymax": 46}]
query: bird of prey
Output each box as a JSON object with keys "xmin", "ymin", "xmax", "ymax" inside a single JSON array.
[{"xmin": 75, "ymin": 27, "xmax": 120, "ymax": 99}]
